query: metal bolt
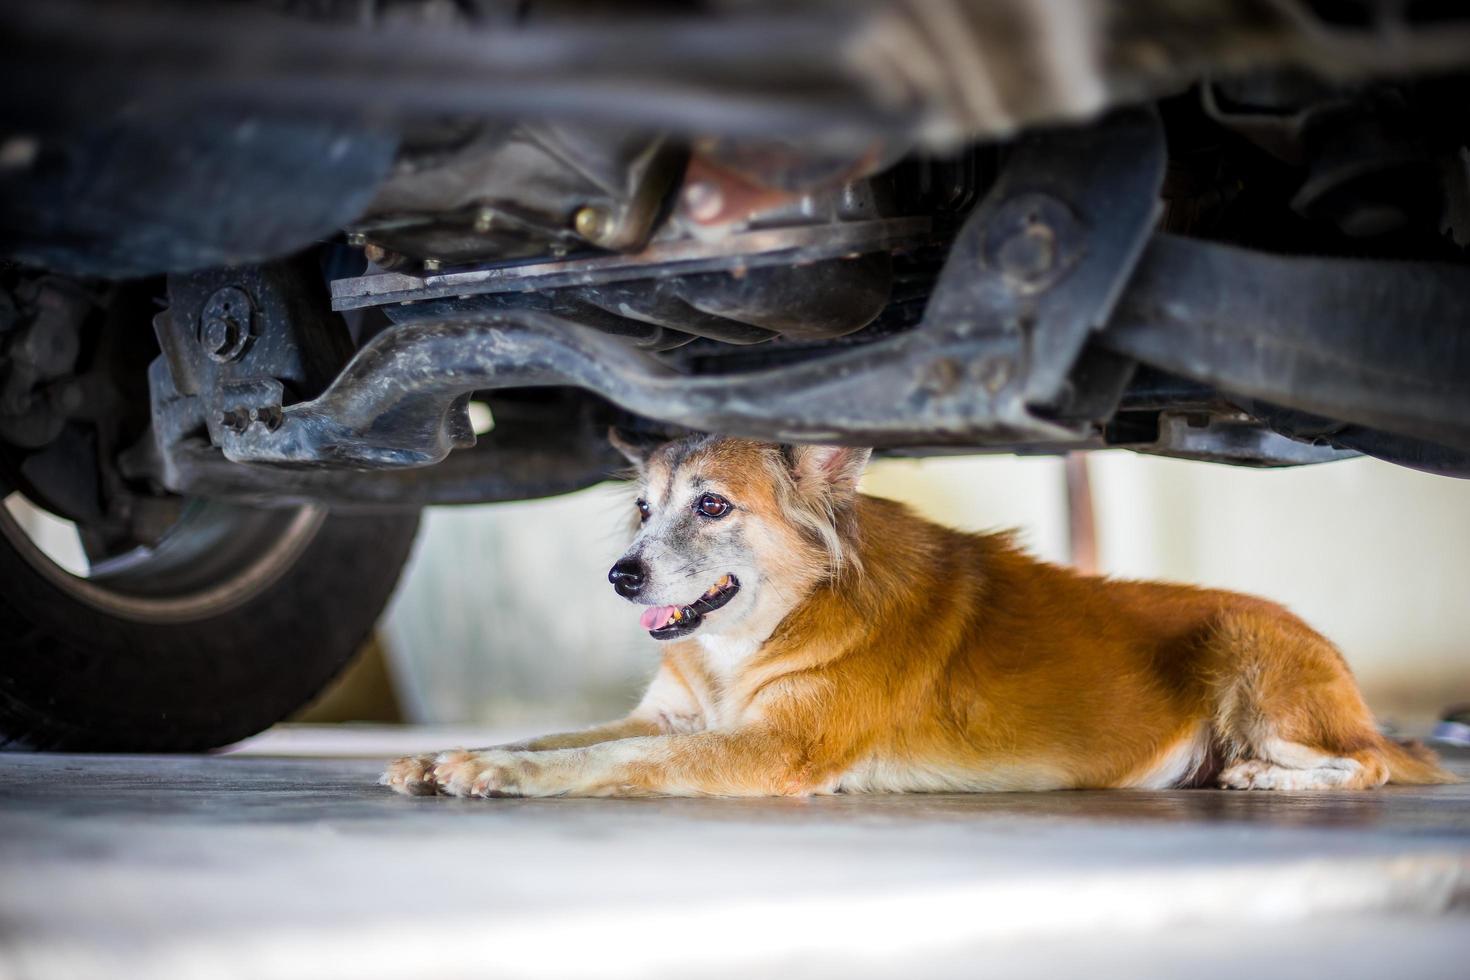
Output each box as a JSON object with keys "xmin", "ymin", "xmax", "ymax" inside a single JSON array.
[
  {"xmin": 248, "ymin": 405, "xmax": 283, "ymax": 431},
  {"xmin": 346, "ymin": 231, "xmax": 368, "ymax": 247},
  {"xmin": 472, "ymin": 207, "xmax": 496, "ymax": 234},
  {"xmin": 975, "ymin": 358, "xmax": 1014, "ymax": 394},
  {"xmin": 984, "ymin": 193, "xmax": 1078, "ymax": 292},
  {"xmin": 199, "ymin": 286, "xmax": 254, "ymax": 363},
  {"xmin": 920, "ymin": 358, "xmax": 963, "ymax": 396},
  {"xmin": 422, "ymin": 258, "xmax": 442, "ymax": 272},
  {"xmin": 0, "ymin": 135, "xmax": 39, "ymax": 171},
  {"xmin": 202, "ymin": 316, "xmax": 240, "ymax": 358},
  {"xmin": 573, "ymin": 204, "xmax": 616, "ymax": 246},
  {"xmin": 219, "ymin": 408, "xmax": 250, "ymax": 433},
  {"xmin": 996, "ymin": 221, "xmax": 1057, "ymax": 284},
  {"xmin": 682, "ymin": 181, "xmax": 724, "ymax": 223},
  {"xmin": 362, "ymin": 243, "xmax": 402, "ymax": 269}
]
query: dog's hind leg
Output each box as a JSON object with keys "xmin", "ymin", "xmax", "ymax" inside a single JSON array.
[
  {"xmin": 1205, "ymin": 609, "xmax": 1454, "ymax": 790},
  {"xmin": 1216, "ymin": 745, "xmax": 1386, "ymax": 791}
]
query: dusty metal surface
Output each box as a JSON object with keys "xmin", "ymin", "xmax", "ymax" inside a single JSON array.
[
  {"xmin": 0, "ymin": 729, "xmax": 1466, "ymax": 979},
  {"xmin": 329, "ymin": 217, "xmax": 935, "ymax": 310}
]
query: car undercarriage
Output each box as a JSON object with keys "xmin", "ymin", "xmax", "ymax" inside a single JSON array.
[{"xmin": 2, "ymin": 0, "xmax": 1469, "ymax": 749}]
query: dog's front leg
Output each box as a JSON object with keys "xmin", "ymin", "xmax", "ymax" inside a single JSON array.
[
  {"xmin": 429, "ymin": 728, "xmax": 822, "ymax": 798},
  {"xmin": 381, "ymin": 662, "xmax": 702, "ymax": 795},
  {"xmin": 379, "ymin": 717, "xmax": 665, "ymax": 795}
]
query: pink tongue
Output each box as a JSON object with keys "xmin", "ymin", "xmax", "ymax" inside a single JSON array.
[{"xmin": 640, "ymin": 605, "xmax": 678, "ymax": 630}]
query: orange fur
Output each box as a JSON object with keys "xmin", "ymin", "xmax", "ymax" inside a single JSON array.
[{"xmin": 383, "ymin": 438, "xmax": 1456, "ymax": 798}]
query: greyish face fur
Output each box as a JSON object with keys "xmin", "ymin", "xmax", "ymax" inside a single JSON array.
[{"xmin": 606, "ymin": 433, "xmax": 872, "ymax": 642}]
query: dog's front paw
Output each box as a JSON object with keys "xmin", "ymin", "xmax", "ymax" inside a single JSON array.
[
  {"xmin": 1218, "ymin": 760, "xmax": 1273, "ymax": 790},
  {"xmin": 380, "ymin": 752, "xmax": 443, "ymax": 796},
  {"xmin": 432, "ymin": 749, "xmax": 542, "ymax": 798}
]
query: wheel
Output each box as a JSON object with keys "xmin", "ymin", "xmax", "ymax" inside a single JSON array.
[{"xmin": 0, "ymin": 490, "xmax": 420, "ymax": 752}]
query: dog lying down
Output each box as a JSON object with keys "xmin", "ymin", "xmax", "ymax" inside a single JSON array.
[{"xmin": 384, "ymin": 434, "xmax": 1455, "ymax": 798}]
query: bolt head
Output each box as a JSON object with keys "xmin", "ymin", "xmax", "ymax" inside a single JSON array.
[
  {"xmin": 975, "ymin": 358, "xmax": 1014, "ymax": 394},
  {"xmin": 983, "ymin": 193, "xmax": 1080, "ymax": 293},
  {"xmin": 363, "ymin": 243, "xmax": 408, "ymax": 271},
  {"xmin": 202, "ymin": 316, "xmax": 238, "ymax": 357},
  {"xmin": 996, "ymin": 223, "xmax": 1057, "ymax": 283},
  {"xmin": 920, "ymin": 358, "xmax": 963, "ymax": 396},
  {"xmin": 346, "ymin": 231, "xmax": 367, "ymax": 247},
  {"xmin": 0, "ymin": 135, "xmax": 39, "ymax": 171},
  {"xmin": 682, "ymin": 181, "xmax": 725, "ymax": 223},
  {"xmin": 473, "ymin": 207, "xmax": 496, "ymax": 234},
  {"xmin": 422, "ymin": 258, "xmax": 442, "ymax": 272},
  {"xmin": 199, "ymin": 286, "xmax": 255, "ymax": 362},
  {"xmin": 573, "ymin": 205, "xmax": 617, "ymax": 246}
]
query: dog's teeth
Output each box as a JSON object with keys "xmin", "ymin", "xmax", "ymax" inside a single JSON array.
[
  {"xmin": 718, "ymin": 575, "xmax": 732, "ymax": 588},
  {"xmin": 670, "ymin": 608, "xmax": 682, "ymax": 622},
  {"xmin": 705, "ymin": 585, "xmax": 720, "ymax": 598}
]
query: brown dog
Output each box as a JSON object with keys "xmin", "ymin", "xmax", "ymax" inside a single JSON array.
[{"xmin": 383, "ymin": 435, "xmax": 1454, "ymax": 797}]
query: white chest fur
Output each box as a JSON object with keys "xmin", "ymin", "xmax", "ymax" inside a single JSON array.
[{"xmin": 695, "ymin": 632, "xmax": 763, "ymax": 728}]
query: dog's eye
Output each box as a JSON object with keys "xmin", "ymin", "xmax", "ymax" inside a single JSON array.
[
  {"xmin": 695, "ymin": 493, "xmax": 731, "ymax": 519},
  {"xmin": 636, "ymin": 498, "xmax": 651, "ymax": 522}
]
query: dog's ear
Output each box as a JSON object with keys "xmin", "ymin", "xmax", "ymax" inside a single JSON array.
[
  {"xmin": 608, "ymin": 427, "xmax": 655, "ymax": 474},
  {"xmin": 788, "ymin": 444, "xmax": 872, "ymax": 500}
]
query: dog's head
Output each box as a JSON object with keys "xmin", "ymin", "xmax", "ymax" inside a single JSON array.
[{"xmin": 607, "ymin": 432, "xmax": 871, "ymax": 641}]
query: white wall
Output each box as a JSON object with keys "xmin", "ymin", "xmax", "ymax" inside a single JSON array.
[
  {"xmin": 381, "ymin": 483, "xmax": 653, "ymax": 726},
  {"xmin": 1089, "ymin": 453, "xmax": 1470, "ymax": 726}
]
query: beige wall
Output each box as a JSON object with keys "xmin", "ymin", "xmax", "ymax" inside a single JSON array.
[
  {"xmin": 383, "ymin": 452, "xmax": 1470, "ymax": 730},
  {"xmin": 1087, "ymin": 453, "xmax": 1470, "ymax": 726}
]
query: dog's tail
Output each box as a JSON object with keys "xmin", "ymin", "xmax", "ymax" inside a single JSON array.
[{"xmin": 1381, "ymin": 737, "xmax": 1459, "ymax": 785}]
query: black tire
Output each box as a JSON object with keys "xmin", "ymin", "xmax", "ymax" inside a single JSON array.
[{"xmin": 0, "ymin": 502, "xmax": 420, "ymax": 752}]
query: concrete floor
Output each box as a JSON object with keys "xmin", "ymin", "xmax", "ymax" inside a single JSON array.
[{"xmin": 1, "ymin": 727, "xmax": 1468, "ymax": 980}]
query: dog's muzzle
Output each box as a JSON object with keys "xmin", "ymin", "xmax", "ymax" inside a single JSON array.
[{"xmin": 637, "ymin": 574, "xmax": 741, "ymax": 640}]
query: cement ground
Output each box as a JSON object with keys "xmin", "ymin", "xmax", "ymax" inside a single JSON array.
[{"xmin": 1, "ymin": 726, "xmax": 1467, "ymax": 980}]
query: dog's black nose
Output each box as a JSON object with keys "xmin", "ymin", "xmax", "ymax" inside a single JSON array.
[{"xmin": 608, "ymin": 557, "xmax": 647, "ymax": 598}]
